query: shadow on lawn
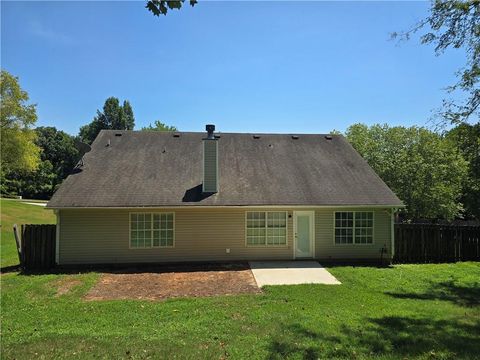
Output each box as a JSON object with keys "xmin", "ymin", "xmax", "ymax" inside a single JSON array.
[
  {"xmin": 385, "ymin": 280, "xmax": 480, "ymax": 307},
  {"xmin": 321, "ymin": 262, "xmax": 394, "ymax": 269},
  {"xmin": 267, "ymin": 324, "xmax": 341, "ymax": 360},
  {"xmin": 0, "ymin": 264, "xmax": 21, "ymax": 274},
  {"xmin": 14, "ymin": 261, "xmax": 252, "ymax": 276},
  {"xmin": 267, "ymin": 316, "xmax": 480, "ymax": 359}
]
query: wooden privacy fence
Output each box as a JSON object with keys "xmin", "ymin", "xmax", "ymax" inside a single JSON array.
[
  {"xmin": 394, "ymin": 224, "xmax": 480, "ymax": 263},
  {"xmin": 13, "ymin": 224, "xmax": 56, "ymax": 271}
]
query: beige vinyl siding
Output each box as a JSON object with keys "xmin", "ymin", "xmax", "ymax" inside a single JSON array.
[
  {"xmin": 58, "ymin": 208, "xmax": 293, "ymax": 264},
  {"xmin": 58, "ymin": 207, "xmax": 392, "ymax": 265}
]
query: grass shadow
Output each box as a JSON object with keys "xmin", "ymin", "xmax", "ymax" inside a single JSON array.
[
  {"xmin": 350, "ymin": 316, "xmax": 480, "ymax": 358},
  {"xmin": 0, "ymin": 264, "xmax": 21, "ymax": 274},
  {"xmin": 267, "ymin": 316, "xmax": 480, "ymax": 359},
  {"xmin": 386, "ymin": 279, "xmax": 480, "ymax": 307},
  {"xmin": 321, "ymin": 261, "xmax": 394, "ymax": 268},
  {"xmin": 16, "ymin": 261, "xmax": 252, "ymax": 276},
  {"xmin": 267, "ymin": 323, "xmax": 342, "ymax": 360}
]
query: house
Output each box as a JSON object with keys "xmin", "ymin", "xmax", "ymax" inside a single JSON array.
[{"xmin": 46, "ymin": 125, "xmax": 403, "ymax": 265}]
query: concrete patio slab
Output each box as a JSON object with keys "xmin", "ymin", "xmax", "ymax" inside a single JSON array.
[{"xmin": 249, "ymin": 261, "xmax": 341, "ymax": 286}]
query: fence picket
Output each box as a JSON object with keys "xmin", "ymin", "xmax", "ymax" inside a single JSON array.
[
  {"xmin": 17, "ymin": 224, "xmax": 56, "ymax": 271},
  {"xmin": 394, "ymin": 224, "xmax": 480, "ymax": 263}
]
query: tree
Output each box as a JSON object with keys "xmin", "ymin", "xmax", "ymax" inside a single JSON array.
[
  {"xmin": 446, "ymin": 123, "xmax": 480, "ymax": 219},
  {"xmin": 345, "ymin": 123, "xmax": 468, "ymax": 220},
  {"xmin": 0, "ymin": 70, "xmax": 40, "ymax": 173},
  {"xmin": 78, "ymin": 118, "xmax": 101, "ymax": 146},
  {"xmin": 7, "ymin": 161, "xmax": 56, "ymax": 200},
  {"xmin": 141, "ymin": 120, "xmax": 177, "ymax": 132},
  {"xmin": 35, "ymin": 127, "xmax": 80, "ymax": 186},
  {"xmin": 1, "ymin": 127, "xmax": 80, "ymax": 199},
  {"xmin": 79, "ymin": 97, "xmax": 135, "ymax": 144},
  {"xmin": 122, "ymin": 100, "xmax": 135, "ymax": 130},
  {"xmin": 392, "ymin": 1, "xmax": 480, "ymax": 125},
  {"xmin": 146, "ymin": 0, "xmax": 197, "ymax": 16}
]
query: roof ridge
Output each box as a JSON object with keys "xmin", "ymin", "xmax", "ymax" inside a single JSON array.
[{"xmin": 99, "ymin": 129, "xmax": 341, "ymax": 136}]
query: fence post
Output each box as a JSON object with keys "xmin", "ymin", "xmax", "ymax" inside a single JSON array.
[{"xmin": 13, "ymin": 224, "xmax": 23, "ymax": 266}]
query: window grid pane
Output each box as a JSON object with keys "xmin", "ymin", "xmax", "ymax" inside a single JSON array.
[
  {"xmin": 354, "ymin": 212, "xmax": 373, "ymax": 244},
  {"xmin": 130, "ymin": 213, "xmax": 152, "ymax": 248},
  {"xmin": 335, "ymin": 228, "xmax": 353, "ymax": 244},
  {"xmin": 335, "ymin": 212, "xmax": 353, "ymax": 244}
]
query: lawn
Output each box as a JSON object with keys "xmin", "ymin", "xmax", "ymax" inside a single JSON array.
[
  {"xmin": 0, "ymin": 198, "xmax": 55, "ymax": 268},
  {"xmin": 1, "ymin": 202, "xmax": 479, "ymax": 359},
  {"xmin": 2, "ymin": 263, "xmax": 479, "ymax": 359}
]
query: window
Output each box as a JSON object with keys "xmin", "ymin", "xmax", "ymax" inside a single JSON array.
[
  {"xmin": 334, "ymin": 212, "xmax": 353, "ymax": 244},
  {"xmin": 334, "ymin": 212, "xmax": 373, "ymax": 244},
  {"xmin": 246, "ymin": 211, "xmax": 287, "ymax": 246},
  {"xmin": 130, "ymin": 213, "xmax": 174, "ymax": 248},
  {"xmin": 354, "ymin": 212, "xmax": 374, "ymax": 244}
]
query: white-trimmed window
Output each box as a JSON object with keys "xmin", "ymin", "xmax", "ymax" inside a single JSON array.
[
  {"xmin": 130, "ymin": 213, "xmax": 174, "ymax": 248},
  {"xmin": 334, "ymin": 212, "xmax": 373, "ymax": 244},
  {"xmin": 246, "ymin": 211, "xmax": 287, "ymax": 246}
]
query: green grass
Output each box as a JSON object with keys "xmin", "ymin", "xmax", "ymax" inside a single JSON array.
[
  {"xmin": 1, "ymin": 264, "xmax": 479, "ymax": 359},
  {"xmin": 1, "ymin": 198, "xmax": 55, "ymax": 268},
  {"xmin": 1, "ymin": 201, "xmax": 479, "ymax": 359}
]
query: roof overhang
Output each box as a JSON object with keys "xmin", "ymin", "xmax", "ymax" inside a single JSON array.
[{"xmin": 46, "ymin": 204, "xmax": 405, "ymax": 210}]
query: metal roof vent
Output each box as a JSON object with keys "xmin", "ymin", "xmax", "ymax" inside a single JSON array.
[
  {"xmin": 253, "ymin": 135, "xmax": 261, "ymax": 139},
  {"xmin": 325, "ymin": 135, "xmax": 333, "ymax": 140},
  {"xmin": 292, "ymin": 135, "xmax": 299, "ymax": 140},
  {"xmin": 205, "ymin": 124, "xmax": 215, "ymax": 140}
]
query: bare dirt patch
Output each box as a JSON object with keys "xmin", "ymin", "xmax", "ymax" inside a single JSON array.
[
  {"xmin": 84, "ymin": 263, "xmax": 261, "ymax": 301},
  {"xmin": 54, "ymin": 277, "xmax": 83, "ymax": 296}
]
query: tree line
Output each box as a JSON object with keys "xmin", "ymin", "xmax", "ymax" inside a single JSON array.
[
  {"xmin": 342, "ymin": 123, "xmax": 479, "ymax": 221},
  {"xmin": 1, "ymin": 69, "xmax": 479, "ymax": 221},
  {"xmin": 0, "ymin": 70, "xmax": 177, "ymax": 200}
]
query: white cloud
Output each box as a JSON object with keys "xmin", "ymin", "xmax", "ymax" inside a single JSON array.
[{"xmin": 30, "ymin": 20, "xmax": 71, "ymax": 44}]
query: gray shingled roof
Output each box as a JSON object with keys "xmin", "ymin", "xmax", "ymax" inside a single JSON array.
[{"xmin": 47, "ymin": 130, "xmax": 403, "ymax": 208}]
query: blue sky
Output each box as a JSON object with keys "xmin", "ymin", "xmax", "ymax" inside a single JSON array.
[{"xmin": 1, "ymin": 1, "xmax": 464, "ymax": 135}]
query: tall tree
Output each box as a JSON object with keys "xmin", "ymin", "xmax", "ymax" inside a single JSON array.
[
  {"xmin": 0, "ymin": 70, "xmax": 40, "ymax": 173},
  {"xmin": 122, "ymin": 100, "xmax": 135, "ymax": 130},
  {"xmin": 141, "ymin": 120, "xmax": 177, "ymax": 131},
  {"xmin": 345, "ymin": 124, "xmax": 468, "ymax": 220},
  {"xmin": 79, "ymin": 97, "xmax": 135, "ymax": 144},
  {"xmin": 446, "ymin": 123, "xmax": 480, "ymax": 219},
  {"xmin": 146, "ymin": 0, "xmax": 197, "ymax": 16},
  {"xmin": 1, "ymin": 127, "xmax": 80, "ymax": 199},
  {"xmin": 393, "ymin": 1, "xmax": 480, "ymax": 125},
  {"xmin": 102, "ymin": 97, "xmax": 122, "ymax": 129}
]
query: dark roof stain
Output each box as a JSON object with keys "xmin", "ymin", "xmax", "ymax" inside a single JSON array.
[{"xmin": 47, "ymin": 130, "xmax": 403, "ymax": 208}]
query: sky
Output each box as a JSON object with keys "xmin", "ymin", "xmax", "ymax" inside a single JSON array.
[{"xmin": 1, "ymin": 1, "xmax": 465, "ymax": 136}]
